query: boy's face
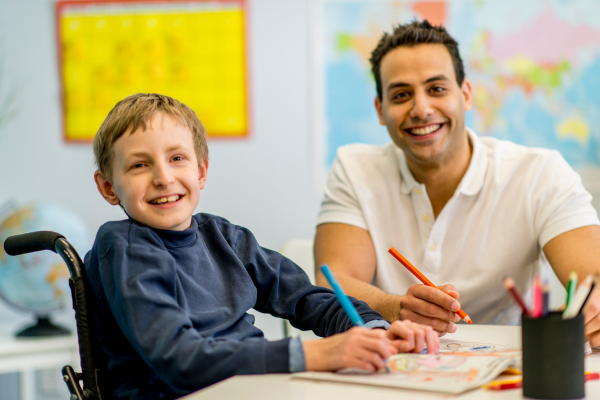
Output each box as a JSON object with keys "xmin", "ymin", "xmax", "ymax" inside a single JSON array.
[{"xmin": 94, "ymin": 112, "xmax": 208, "ymax": 231}]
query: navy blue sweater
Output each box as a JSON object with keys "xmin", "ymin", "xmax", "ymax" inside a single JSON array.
[{"xmin": 84, "ymin": 213, "xmax": 384, "ymax": 399}]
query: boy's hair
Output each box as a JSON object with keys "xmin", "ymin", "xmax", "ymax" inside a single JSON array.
[
  {"xmin": 370, "ymin": 20, "xmax": 465, "ymax": 101},
  {"xmin": 93, "ymin": 93, "xmax": 209, "ymax": 180}
]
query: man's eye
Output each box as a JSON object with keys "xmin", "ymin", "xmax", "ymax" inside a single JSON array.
[
  {"xmin": 393, "ymin": 92, "xmax": 410, "ymax": 100},
  {"xmin": 132, "ymin": 163, "xmax": 144, "ymax": 169},
  {"xmin": 431, "ymin": 86, "xmax": 446, "ymax": 93}
]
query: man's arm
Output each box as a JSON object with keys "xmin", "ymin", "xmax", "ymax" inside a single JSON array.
[
  {"xmin": 314, "ymin": 223, "xmax": 400, "ymax": 321},
  {"xmin": 314, "ymin": 223, "xmax": 461, "ymax": 334},
  {"xmin": 543, "ymin": 225, "xmax": 600, "ymax": 346}
]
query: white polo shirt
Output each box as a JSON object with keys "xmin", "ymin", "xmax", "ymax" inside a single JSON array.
[{"xmin": 317, "ymin": 129, "xmax": 599, "ymax": 325}]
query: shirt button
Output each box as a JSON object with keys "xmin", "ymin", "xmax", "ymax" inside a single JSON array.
[
  {"xmin": 416, "ymin": 188, "xmax": 422, "ymax": 195},
  {"xmin": 422, "ymin": 214, "xmax": 430, "ymax": 222},
  {"xmin": 430, "ymin": 244, "xmax": 437, "ymax": 251}
]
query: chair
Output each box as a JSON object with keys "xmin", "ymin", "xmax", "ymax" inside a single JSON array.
[
  {"xmin": 279, "ymin": 239, "xmax": 320, "ymax": 341},
  {"xmin": 4, "ymin": 231, "xmax": 105, "ymax": 400}
]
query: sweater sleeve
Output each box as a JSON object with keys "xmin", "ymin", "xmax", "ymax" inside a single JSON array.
[
  {"xmin": 98, "ymin": 240, "xmax": 291, "ymax": 394},
  {"xmin": 232, "ymin": 226, "xmax": 385, "ymax": 337}
]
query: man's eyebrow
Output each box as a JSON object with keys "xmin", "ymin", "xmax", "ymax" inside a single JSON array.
[
  {"xmin": 424, "ymin": 74, "xmax": 450, "ymax": 84},
  {"xmin": 386, "ymin": 75, "xmax": 450, "ymax": 92}
]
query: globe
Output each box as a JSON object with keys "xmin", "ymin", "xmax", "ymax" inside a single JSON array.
[{"xmin": 0, "ymin": 202, "xmax": 91, "ymax": 337}]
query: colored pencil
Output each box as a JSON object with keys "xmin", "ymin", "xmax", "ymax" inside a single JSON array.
[
  {"xmin": 531, "ymin": 275, "xmax": 543, "ymax": 318},
  {"xmin": 563, "ymin": 274, "xmax": 594, "ymax": 319},
  {"xmin": 320, "ymin": 265, "xmax": 365, "ymax": 327},
  {"xmin": 566, "ymin": 271, "xmax": 578, "ymax": 308},
  {"xmin": 320, "ymin": 264, "xmax": 390, "ymax": 372},
  {"xmin": 542, "ymin": 282, "xmax": 550, "ymax": 317},
  {"xmin": 484, "ymin": 372, "xmax": 599, "ymax": 391},
  {"xmin": 388, "ymin": 247, "xmax": 472, "ymax": 324},
  {"xmin": 579, "ymin": 274, "xmax": 598, "ymax": 315},
  {"xmin": 503, "ymin": 276, "xmax": 530, "ymax": 316}
]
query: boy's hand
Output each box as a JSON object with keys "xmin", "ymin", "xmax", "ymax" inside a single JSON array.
[
  {"xmin": 386, "ymin": 320, "xmax": 439, "ymax": 354},
  {"xmin": 303, "ymin": 321, "xmax": 440, "ymax": 372},
  {"xmin": 303, "ymin": 327, "xmax": 396, "ymax": 372}
]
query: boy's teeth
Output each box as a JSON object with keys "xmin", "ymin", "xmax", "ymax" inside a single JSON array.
[
  {"xmin": 409, "ymin": 124, "xmax": 441, "ymax": 135},
  {"xmin": 152, "ymin": 195, "xmax": 180, "ymax": 204}
]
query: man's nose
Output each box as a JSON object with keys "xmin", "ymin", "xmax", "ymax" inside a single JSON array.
[
  {"xmin": 409, "ymin": 91, "xmax": 433, "ymax": 120},
  {"xmin": 152, "ymin": 162, "xmax": 174, "ymax": 187}
]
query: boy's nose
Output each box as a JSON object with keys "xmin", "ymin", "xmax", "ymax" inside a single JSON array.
[{"xmin": 152, "ymin": 162, "xmax": 175, "ymax": 187}]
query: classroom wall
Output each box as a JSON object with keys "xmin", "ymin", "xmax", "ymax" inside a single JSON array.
[
  {"xmin": 0, "ymin": 0, "xmax": 317, "ymax": 338},
  {"xmin": 0, "ymin": 0, "xmax": 597, "ymax": 337}
]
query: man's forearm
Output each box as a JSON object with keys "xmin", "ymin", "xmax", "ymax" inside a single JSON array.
[{"xmin": 316, "ymin": 272, "xmax": 402, "ymax": 322}]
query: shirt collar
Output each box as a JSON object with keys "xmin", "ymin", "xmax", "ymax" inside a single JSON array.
[
  {"xmin": 153, "ymin": 217, "xmax": 199, "ymax": 248},
  {"xmin": 396, "ymin": 128, "xmax": 488, "ymax": 196}
]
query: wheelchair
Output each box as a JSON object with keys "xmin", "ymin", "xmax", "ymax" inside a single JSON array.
[{"xmin": 4, "ymin": 231, "xmax": 105, "ymax": 400}]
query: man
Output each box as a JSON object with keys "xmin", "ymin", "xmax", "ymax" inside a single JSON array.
[{"xmin": 314, "ymin": 20, "xmax": 600, "ymax": 345}]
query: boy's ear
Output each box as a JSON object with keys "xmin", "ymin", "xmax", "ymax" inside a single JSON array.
[
  {"xmin": 94, "ymin": 170, "xmax": 121, "ymax": 206},
  {"xmin": 198, "ymin": 159, "xmax": 209, "ymax": 190}
]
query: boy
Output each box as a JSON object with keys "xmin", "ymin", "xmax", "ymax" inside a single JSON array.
[{"xmin": 86, "ymin": 93, "xmax": 439, "ymax": 399}]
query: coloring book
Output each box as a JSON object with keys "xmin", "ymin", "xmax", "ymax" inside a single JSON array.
[{"xmin": 292, "ymin": 339, "xmax": 521, "ymax": 394}]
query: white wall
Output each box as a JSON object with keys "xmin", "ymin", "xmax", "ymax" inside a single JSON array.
[
  {"xmin": 0, "ymin": 0, "xmax": 316, "ymax": 339},
  {"xmin": 0, "ymin": 0, "xmax": 598, "ymax": 338}
]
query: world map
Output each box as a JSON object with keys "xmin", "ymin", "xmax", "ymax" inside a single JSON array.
[{"xmin": 316, "ymin": 0, "xmax": 600, "ymax": 172}]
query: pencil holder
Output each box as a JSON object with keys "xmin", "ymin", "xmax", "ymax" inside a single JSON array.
[{"xmin": 522, "ymin": 312, "xmax": 585, "ymax": 399}]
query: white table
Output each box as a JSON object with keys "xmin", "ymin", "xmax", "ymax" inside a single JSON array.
[
  {"xmin": 184, "ymin": 324, "xmax": 600, "ymax": 400},
  {"xmin": 0, "ymin": 307, "xmax": 79, "ymax": 400}
]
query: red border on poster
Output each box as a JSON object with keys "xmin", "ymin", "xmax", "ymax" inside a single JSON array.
[{"xmin": 55, "ymin": 0, "xmax": 251, "ymax": 143}]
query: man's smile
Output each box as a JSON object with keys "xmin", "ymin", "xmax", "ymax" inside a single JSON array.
[{"xmin": 404, "ymin": 123, "xmax": 444, "ymax": 136}]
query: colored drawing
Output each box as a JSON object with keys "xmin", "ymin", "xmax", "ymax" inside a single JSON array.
[
  {"xmin": 438, "ymin": 339, "xmax": 521, "ymax": 358},
  {"xmin": 56, "ymin": 0, "xmax": 248, "ymax": 141}
]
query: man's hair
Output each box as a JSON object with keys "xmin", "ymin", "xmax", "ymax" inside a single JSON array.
[
  {"xmin": 370, "ymin": 20, "xmax": 465, "ymax": 101},
  {"xmin": 93, "ymin": 93, "xmax": 209, "ymax": 180}
]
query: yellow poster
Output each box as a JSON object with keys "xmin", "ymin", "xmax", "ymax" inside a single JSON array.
[{"xmin": 57, "ymin": 0, "xmax": 248, "ymax": 141}]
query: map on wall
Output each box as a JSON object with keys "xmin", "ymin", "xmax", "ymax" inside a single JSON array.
[
  {"xmin": 57, "ymin": 0, "xmax": 248, "ymax": 141},
  {"xmin": 313, "ymin": 0, "xmax": 600, "ymax": 176}
]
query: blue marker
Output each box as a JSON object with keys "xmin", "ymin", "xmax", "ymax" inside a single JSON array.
[{"xmin": 320, "ymin": 264, "xmax": 390, "ymax": 372}]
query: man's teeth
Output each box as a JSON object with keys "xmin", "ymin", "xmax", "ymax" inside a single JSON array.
[
  {"xmin": 408, "ymin": 124, "xmax": 441, "ymax": 135},
  {"xmin": 151, "ymin": 195, "xmax": 180, "ymax": 204}
]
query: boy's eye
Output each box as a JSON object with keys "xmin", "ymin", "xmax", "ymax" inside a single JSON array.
[
  {"xmin": 172, "ymin": 156, "xmax": 184, "ymax": 162},
  {"xmin": 132, "ymin": 163, "xmax": 145, "ymax": 169}
]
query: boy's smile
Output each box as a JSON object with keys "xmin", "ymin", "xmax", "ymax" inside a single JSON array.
[{"xmin": 95, "ymin": 112, "xmax": 208, "ymax": 231}]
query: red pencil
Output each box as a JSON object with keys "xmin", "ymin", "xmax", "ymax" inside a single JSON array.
[
  {"xmin": 388, "ymin": 247, "xmax": 472, "ymax": 324},
  {"xmin": 503, "ymin": 276, "xmax": 530, "ymax": 316},
  {"xmin": 531, "ymin": 274, "xmax": 543, "ymax": 318}
]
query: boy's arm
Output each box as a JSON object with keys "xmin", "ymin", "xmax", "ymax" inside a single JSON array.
[
  {"xmin": 233, "ymin": 226, "xmax": 385, "ymax": 337},
  {"xmin": 98, "ymin": 242, "xmax": 292, "ymax": 394}
]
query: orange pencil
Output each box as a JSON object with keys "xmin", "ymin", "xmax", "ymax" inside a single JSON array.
[{"xmin": 388, "ymin": 247, "xmax": 472, "ymax": 324}]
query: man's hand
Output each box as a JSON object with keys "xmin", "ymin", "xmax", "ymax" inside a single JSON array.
[
  {"xmin": 583, "ymin": 286, "xmax": 600, "ymax": 347},
  {"xmin": 399, "ymin": 284, "xmax": 462, "ymax": 336},
  {"xmin": 303, "ymin": 321, "xmax": 440, "ymax": 372}
]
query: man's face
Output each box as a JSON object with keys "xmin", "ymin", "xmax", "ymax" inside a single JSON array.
[
  {"xmin": 375, "ymin": 44, "xmax": 472, "ymax": 168},
  {"xmin": 95, "ymin": 112, "xmax": 207, "ymax": 231}
]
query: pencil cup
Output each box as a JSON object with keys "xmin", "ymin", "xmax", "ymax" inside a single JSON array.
[{"xmin": 522, "ymin": 312, "xmax": 585, "ymax": 399}]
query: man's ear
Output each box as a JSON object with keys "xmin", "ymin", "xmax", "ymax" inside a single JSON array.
[
  {"xmin": 462, "ymin": 79, "xmax": 473, "ymax": 112},
  {"xmin": 94, "ymin": 170, "xmax": 121, "ymax": 206},
  {"xmin": 198, "ymin": 158, "xmax": 209, "ymax": 190},
  {"xmin": 374, "ymin": 96, "xmax": 385, "ymax": 126}
]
